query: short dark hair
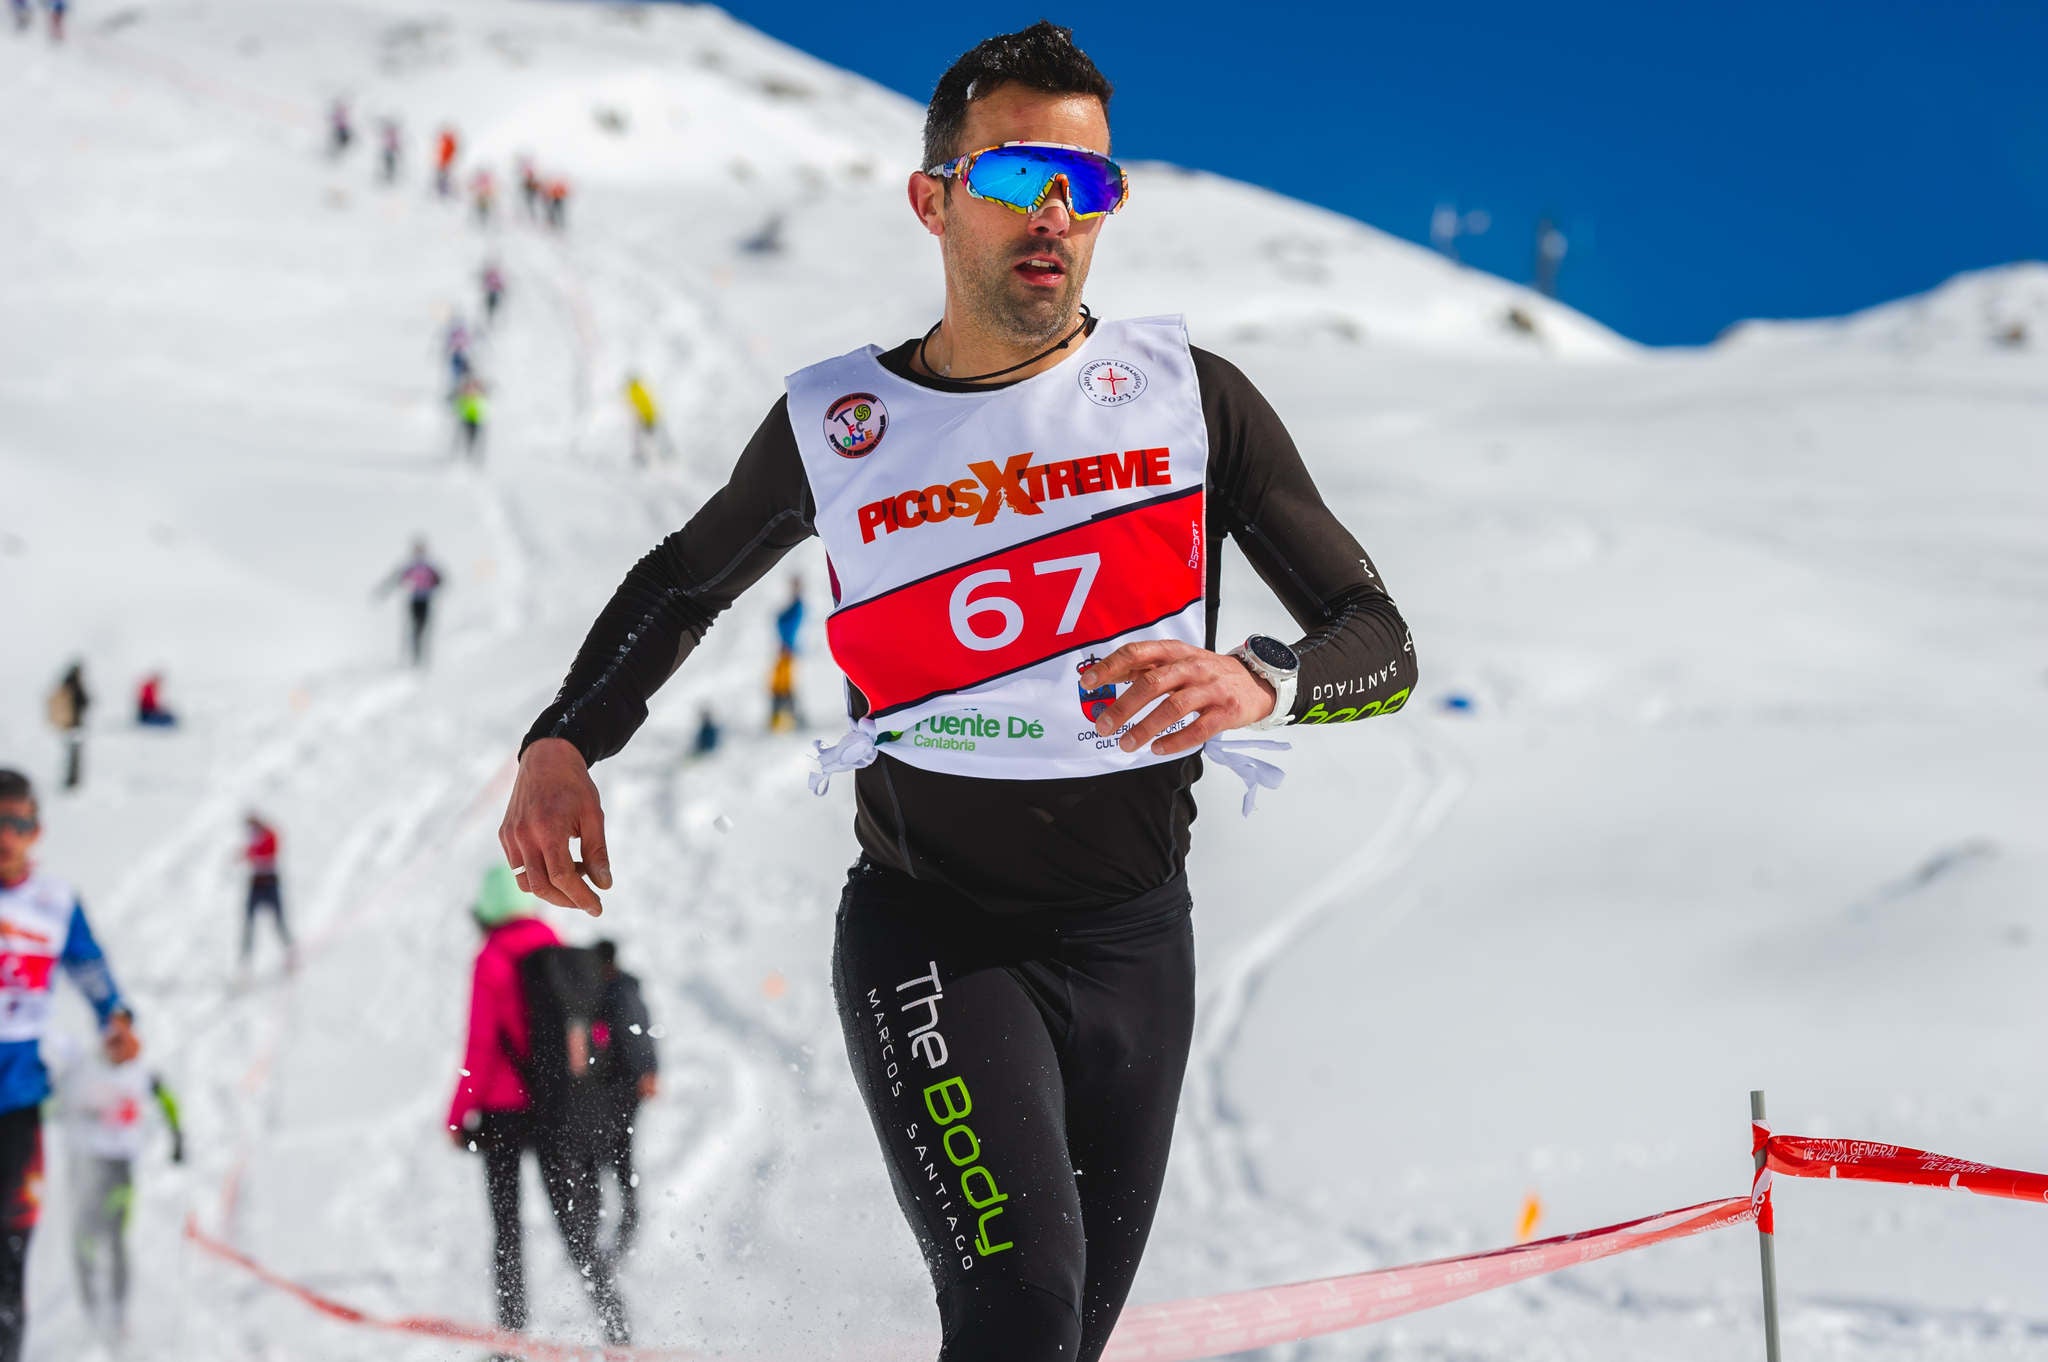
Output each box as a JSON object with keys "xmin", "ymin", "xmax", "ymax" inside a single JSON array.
[
  {"xmin": 594, "ymin": 939, "xmax": 618, "ymax": 968},
  {"xmin": 923, "ymin": 21, "xmax": 1113, "ymax": 172},
  {"xmin": 0, "ymin": 769, "xmax": 35, "ymax": 812}
]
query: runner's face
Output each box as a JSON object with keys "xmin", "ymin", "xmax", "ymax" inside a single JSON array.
[
  {"xmin": 917, "ymin": 86, "xmax": 1111, "ymax": 347},
  {"xmin": 0, "ymin": 800, "xmax": 38, "ymax": 883}
]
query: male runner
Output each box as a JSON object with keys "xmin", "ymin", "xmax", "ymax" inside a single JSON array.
[{"xmin": 499, "ymin": 23, "xmax": 1414, "ymax": 1362}]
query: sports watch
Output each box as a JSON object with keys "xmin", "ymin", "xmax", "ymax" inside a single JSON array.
[{"xmin": 1229, "ymin": 635, "xmax": 1299, "ymax": 731}]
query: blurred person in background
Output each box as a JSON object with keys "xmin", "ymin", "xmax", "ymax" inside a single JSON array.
[
  {"xmin": 434, "ymin": 126, "xmax": 459, "ymax": 197},
  {"xmin": 327, "ymin": 98, "xmax": 353, "ymax": 158},
  {"xmin": 448, "ymin": 866, "xmax": 628, "ymax": 1348},
  {"xmin": 480, "ymin": 260, "xmax": 506, "ymax": 326},
  {"xmin": 518, "ymin": 156, "xmax": 542, "ymax": 218},
  {"xmin": 455, "ymin": 376, "xmax": 489, "ymax": 461},
  {"xmin": 0, "ymin": 769, "xmax": 140, "ymax": 1362},
  {"xmin": 543, "ymin": 178, "xmax": 569, "ymax": 230},
  {"xmin": 376, "ymin": 539, "xmax": 445, "ymax": 667},
  {"xmin": 443, "ymin": 313, "xmax": 473, "ymax": 394},
  {"xmin": 691, "ymin": 708, "xmax": 721, "ymax": 758},
  {"xmin": 623, "ymin": 373, "xmax": 662, "ymax": 464},
  {"xmin": 240, "ymin": 813, "xmax": 294, "ymax": 972},
  {"xmin": 47, "ymin": 1026, "xmax": 184, "ymax": 1345},
  {"xmin": 44, "ymin": 663, "xmax": 88, "ymax": 792},
  {"xmin": 42, "ymin": 0, "xmax": 61, "ymax": 42},
  {"xmin": 9, "ymin": 0, "xmax": 28, "ymax": 34},
  {"xmin": 378, "ymin": 117, "xmax": 402, "ymax": 183},
  {"xmin": 591, "ymin": 940, "xmax": 656, "ymax": 1264},
  {"xmin": 133, "ymin": 672, "xmax": 176, "ymax": 729},
  {"xmin": 767, "ymin": 578, "xmax": 804, "ymax": 733},
  {"xmin": 471, "ymin": 167, "xmax": 496, "ymax": 227}
]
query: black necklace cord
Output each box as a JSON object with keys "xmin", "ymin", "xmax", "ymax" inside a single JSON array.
[{"xmin": 918, "ymin": 305, "xmax": 1093, "ymax": 384}]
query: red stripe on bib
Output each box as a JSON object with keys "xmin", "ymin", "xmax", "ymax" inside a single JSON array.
[{"xmin": 830, "ymin": 488, "xmax": 1204, "ymax": 717}]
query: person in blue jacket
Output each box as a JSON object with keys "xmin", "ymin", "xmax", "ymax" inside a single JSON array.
[{"xmin": 0, "ymin": 769, "xmax": 138, "ymax": 1362}]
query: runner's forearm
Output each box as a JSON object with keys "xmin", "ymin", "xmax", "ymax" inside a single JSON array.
[
  {"xmin": 523, "ymin": 399, "xmax": 815, "ymax": 765},
  {"xmin": 1197, "ymin": 349, "xmax": 1416, "ymax": 721}
]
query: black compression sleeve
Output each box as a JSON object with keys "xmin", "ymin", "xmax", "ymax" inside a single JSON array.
[
  {"xmin": 1196, "ymin": 349, "xmax": 1417, "ymax": 721},
  {"xmin": 522, "ymin": 398, "xmax": 815, "ymax": 765}
]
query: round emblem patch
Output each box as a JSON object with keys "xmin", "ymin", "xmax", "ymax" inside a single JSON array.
[
  {"xmin": 824, "ymin": 392, "xmax": 887, "ymax": 458},
  {"xmin": 1078, "ymin": 359, "xmax": 1147, "ymax": 407}
]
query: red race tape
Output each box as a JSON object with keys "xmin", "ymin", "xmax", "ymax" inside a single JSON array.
[
  {"xmin": 184, "ymin": 1129, "xmax": 2048, "ymax": 1362},
  {"xmin": 1768, "ymin": 1134, "xmax": 2048, "ymax": 1206},
  {"xmin": 1100, "ymin": 1196, "xmax": 1754, "ymax": 1361},
  {"xmin": 183, "ymin": 1214, "xmax": 703, "ymax": 1362}
]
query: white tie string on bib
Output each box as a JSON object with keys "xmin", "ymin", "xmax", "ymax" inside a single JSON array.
[
  {"xmin": 1201, "ymin": 737, "xmax": 1290, "ymax": 816},
  {"xmin": 808, "ymin": 725, "xmax": 879, "ymax": 795},
  {"xmin": 809, "ymin": 726, "xmax": 1288, "ymax": 816}
]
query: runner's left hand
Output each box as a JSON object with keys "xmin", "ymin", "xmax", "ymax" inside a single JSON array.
[{"xmin": 1081, "ymin": 640, "xmax": 1276, "ymax": 757}]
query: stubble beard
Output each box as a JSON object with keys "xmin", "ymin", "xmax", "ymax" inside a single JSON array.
[{"xmin": 958, "ymin": 250, "xmax": 1084, "ymax": 350}]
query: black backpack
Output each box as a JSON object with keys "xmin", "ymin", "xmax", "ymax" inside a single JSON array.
[{"xmin": 511, "ymin": 945, "xmax": 608, "ymax": 1142}]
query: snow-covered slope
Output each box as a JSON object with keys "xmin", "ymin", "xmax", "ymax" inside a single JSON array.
[
  {"xmin": 1719, "ymin": 261, "xmax": 2048, "ymax": 356},
  {"xmin": 3, "ymin": 3, "xmax": 2045, "ymax": 1361}
]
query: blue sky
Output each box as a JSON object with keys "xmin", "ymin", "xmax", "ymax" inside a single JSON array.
[{"xmin": 705, "ymin": 1, "xmax": 2046, "ymax": 346}]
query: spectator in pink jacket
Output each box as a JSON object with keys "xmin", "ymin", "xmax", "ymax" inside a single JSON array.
[{"xmin": 447, "ymin": 865, "xmax": 627, "ymax": 1346}]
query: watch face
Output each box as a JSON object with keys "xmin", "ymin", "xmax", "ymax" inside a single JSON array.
[{"xmin": 1246, "ymin": 635, "xmax": 1299, "ymax": 674}]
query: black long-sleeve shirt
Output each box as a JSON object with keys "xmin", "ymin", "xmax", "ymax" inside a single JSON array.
[{"xmin": 524, "ymin": 338, "xmax": 1415, "ymax": 913}]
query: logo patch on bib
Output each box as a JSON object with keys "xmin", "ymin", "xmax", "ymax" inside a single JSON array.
[
  {"xmin": 1078, "ymin": 359, "xmax": 1147, "ymax": 407},
  {"xmin": 825, "ymin": 393, "xmax": 888, "ymax": 458}
]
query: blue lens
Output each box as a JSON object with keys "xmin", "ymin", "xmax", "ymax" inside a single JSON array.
[{"xmin": 963, "ymin": 145, "xmax": 1126, "ymax": 216}]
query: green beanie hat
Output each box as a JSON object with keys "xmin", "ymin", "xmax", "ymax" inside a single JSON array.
[{"xmin": 473, "ymin": 862, "xmax": 537, "ymax": 928}]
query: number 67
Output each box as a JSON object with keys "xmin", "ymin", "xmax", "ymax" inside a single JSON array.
[{"xmin": 948, "ymin": 553, "xmax": 1100, "ymax": 652}]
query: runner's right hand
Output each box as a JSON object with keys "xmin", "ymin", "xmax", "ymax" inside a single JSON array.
[{"xmin": 499, "ymin": 738, "xmax": 611, "ymax": 916}]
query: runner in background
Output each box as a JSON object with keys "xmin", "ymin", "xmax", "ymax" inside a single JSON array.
[
  {"xmin": 443, "ymin": 314, "xmax": 473, "ymax": 394},
  {"xmin": 42, "ymin": 0, "xmax": 61, "ymax": 42},
  {"xmin": 134, "ymin": 672, "xmax": 176, "ymax": 729},
  {"xmin": 327, "ymin": 98, "xmax": 353, "ymax": 158},
  {"xmin": 378, "ymin": 117, "xmax": 402, "ymax": 183},
  {"xmin": 434, "ymin": 126, "xmax": 459, "ymax": 198},
  {"xmin": 499, "ymin": 23, "xmax": 1414, "ymax": 1362},
  {"xmin": 448, "ymin": 866, "xmax": 628, "ymax": 1347},
  {"xmin": 9, "ymin": 0, "xmax": 29, "ymax": 35},
  {"xmin": 45, "ymin": 663, "xmax": 89, "ymax": 792},
  {"xmin": 0, "ymin": 769, "xmax": 140, "ymax": 1362},
  {"xmin": 480, "ymin": 260, "xmax": 506, "ymax": 327},
  {"xmin": 542, "ymin": 178, "xmax": 569, "ymax": 230},
  {"xmin": 240, "ymin": 813, "xmax": 294, "ymax": 972},
  {"xmin": 46, "ymin": 1028, "xmax": 184, "ymax": 1345},
  {"xmin": 591, "ymin": 940, "xmax": 657, "ymax": 1265},
  {"xmin": 518, "ymin": 156, "xmax": 542, "ymax": 218},
  {"xmin": 767, "ymin": 577, "xmax": 804, "ymax": 733},
  {"xmin": 623, "ymin": 374, "xmax": 662, "ymax": 464},
  {"xmin": 454, "ymin": 376, "xmax": 489, "ymax": 461},
  {"xmin": 376, "ymin": 538, "xmax": 445, "ymax": 666},
  {"xmin": 470, "ymin": 167, "xmax": 496, "ymax": 226}
]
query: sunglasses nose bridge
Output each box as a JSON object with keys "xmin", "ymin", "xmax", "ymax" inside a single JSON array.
[{"xmin": 1029, "ymin": 171, "xmax": 1075, "ymax": 216}]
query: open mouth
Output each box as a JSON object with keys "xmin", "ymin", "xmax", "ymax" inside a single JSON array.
[{"xmin": 1014, "ymin": 254, "xmax": 1067, "ymax": 287}]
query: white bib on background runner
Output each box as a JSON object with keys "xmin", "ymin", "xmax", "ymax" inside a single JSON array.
[{"xmin": 787, "ymin": 315, "xmax": 1209, "ymax": 782}]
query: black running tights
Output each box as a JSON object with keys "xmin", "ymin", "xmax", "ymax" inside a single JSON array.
[{"xmin": 833, "ymin": 858, "xmax": 1196, "ymax": 1362}]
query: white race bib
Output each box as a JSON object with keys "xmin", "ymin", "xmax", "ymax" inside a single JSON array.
[{"xmin": 787, "ymin": 316, "xmax": 1209, "ymax": 780}]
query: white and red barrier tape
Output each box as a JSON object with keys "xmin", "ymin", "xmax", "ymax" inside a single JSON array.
[{"xmin": 185, "ymin": 1128, "xmax": 2048, "ymax": 1362}]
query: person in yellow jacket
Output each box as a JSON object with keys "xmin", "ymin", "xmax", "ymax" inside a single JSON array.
[{"xmin": 623, "ymin": 374, "xmax": 664, "ymax": 465}]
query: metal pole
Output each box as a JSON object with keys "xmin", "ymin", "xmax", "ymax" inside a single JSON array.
[{"xmin": 1752, "ymin": 1089, "xmax": 1783, "ymax": 1362}]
